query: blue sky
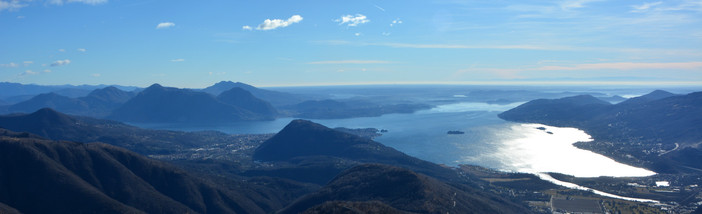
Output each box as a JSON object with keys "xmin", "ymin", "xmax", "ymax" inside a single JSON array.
[{"xmin": 1, "ymin": 0, "xmax": 701, "ymax": 88}]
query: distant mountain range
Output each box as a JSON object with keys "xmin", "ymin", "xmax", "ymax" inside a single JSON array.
[
  {"xmin": 202, "ymin": 81, "xmax": 308, "ymax": 107},
  {"xmin": 0, "ymin": 82, "xmax": 139, "ymax": 101},
  {"xmin": 109, "ymin": 84, "xmax": 276, "ymax": 123},
  {"xmin": 5, "ymin": 86, "xmax": 136, "ymax": 117},
  {"xmin": 499, "ymin": 90, "xmax": 702, "ymax": 173},
  {"xmin": 0, "ymin": 81, "xmax": 436, "ymax": 122}
]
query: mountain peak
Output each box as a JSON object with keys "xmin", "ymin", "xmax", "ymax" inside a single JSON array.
[
  {"xmin": 0, "ymin": 108, "xmax": 76, "ymax": 132},
  {"xmin": 618, "ymin": 89, "xmax": 677, "ymax": 106},
  {"xmin": 641, "ymin": 90, "xmax": 676, "ymax": 100},
  {"xmin": 203, "ymin": 81, "xmax": 254, "ymax": 96},
  {"xmin": 145, "ymin": 83, "xmax": 164, "ymax": 90},
  {"xmin": 253, "ymin": 120, "xmax": 374, "ymax": 161}
]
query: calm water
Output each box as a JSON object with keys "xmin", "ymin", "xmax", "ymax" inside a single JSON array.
[{"xmin": 131, "ymin": 102, "xmax": 654, "ymax": 178}]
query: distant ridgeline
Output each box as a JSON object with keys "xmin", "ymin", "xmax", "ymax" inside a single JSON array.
[
  {"xmin": 0, "ymin": 81, "xmax": 432, "ymax": 122},
  {"xmin": 499, "ymin": 90, "xmax": 702, "ymax": 174}
]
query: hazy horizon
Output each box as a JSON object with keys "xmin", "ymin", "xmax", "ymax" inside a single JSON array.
[{"xmin": 2, "ymin": 0, "xmax": 701, "ymax": 88}]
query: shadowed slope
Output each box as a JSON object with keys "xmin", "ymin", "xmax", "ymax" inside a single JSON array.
[
  {"xmin": 282, "ymin": 164, "xmax": 525, "ymax": 214},
  {"xmin": 0, "ymin": 129, "xmax": 270, "ymax": 214}
]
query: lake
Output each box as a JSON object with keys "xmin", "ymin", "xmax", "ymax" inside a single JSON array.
[{"xmin": 132, "ymin": 101, "xmax": 655, "ymax": 178}]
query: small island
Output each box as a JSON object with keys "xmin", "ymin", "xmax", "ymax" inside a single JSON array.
[{"xmin": 447, "ymin": 130, "xmax": 465, "ymax": 135}]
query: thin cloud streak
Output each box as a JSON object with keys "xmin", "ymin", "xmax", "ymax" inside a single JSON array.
[
  {"xmin": 307, "ymin": 60, "xmax": 393, "ymax": 65},
  {"xmin": 456, "ymin": 61, "xmax": 702, "ymax": 78},
  {"xmin": 535, "ymin": 62, "xmax": 702, "ymax": 71}
]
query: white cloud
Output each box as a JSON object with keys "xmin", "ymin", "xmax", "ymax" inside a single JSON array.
[
  {"xmin": 21, "ymin": 70, "xmax": 37, "ymax": 75},
  {"xmin": 631, "ymin": 1, "xmax": 663, "ymax": 12},
  {"xmin": 374, "ymin": 4, "xmax": 385, "ymax": 12},
  {"xmin": 58, "ymin": 49, "xmax": 65, "ymax": 52},
  {"xmin": 242, "ymin": 25, "xmax": 252, "ymax": 31},
  {"xmin": 170, "ymin": 59, "xmax": 185, "ymax": 62},
  {"xmin": 1, "ymin": 62, "xmax": 19, "ymax": 68},
  {"xmin": 255, "ymin": 15, "xmax": 303, "ymax": 30},
  {"xmin": 390, "ymin": 18, "xmax": 402, "ymax": 27},
  {"xmin": 77, "ymin": 48, "xmax": 86, "ymax": 52},
  {"xmin": 156, "ymin": 22, "xmax": 175, "ymax": 29},
  {"xmin": 372, "ymin": 42, "xmax": 564, "ymax": 50},
  {"xmin": 50, "ymin": 59, "xmax": 71, "ymax": 67},
  {"xmin": 558, "ymin": 0, "xmax": 603, "ymax": 10},
  {"xmin": 335, "ymin": 14, "xmax": 370, "ymax": 27},
  {"xmin": 49, "ymin": 0, "xmax": 107, "ymax": 5},
  {"xmin": 307, "ymin": 60, "xmax": 393, "ymax": 65},
  {"xmin": 354, "ymin": 32, "xmax": 361, "ymax": 36},
  {"xmin": 0, "ymin": 0, "xmax": 28, "ymax": 12},
  {"xmin": 91, "ymin": 73, "xmax": 101, "ymax": 77},
  {"xmin": 23, "ymin": 61, "xmax": 33, "ymax": 66},
  {"xmin": 43, "ymin": 69, "xmax": 51, "ymax": 73}
]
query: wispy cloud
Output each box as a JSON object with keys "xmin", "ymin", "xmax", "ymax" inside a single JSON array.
[
  {"xmin": 0, "ymin": 62, "xmax": 19, "ymax": 68},
  {"xmin": 532, "ymin": 62, "xmax": 702, "ymax": 71},
  {"xmin": 20, "ymin": 70, "xmax": 37, "ymax": 76},
  {"xmin": 156, "ymin": 22, "xmax": 175, "ymax": 29},
  {"xmin": 307, "ymin": 60, "xmax": 393, "ymax": 65},
  {"xmin": 631, "ymin": 1, "xmax": 663, "ymax": 12},
  {"xmin": 372, "ymin": 42, "xmax": 567, "ymax": 50},
  {"xmin": 50, "ymin": 59, "xmax": 71, "ymax": 67},
  {"xmin": 242, "ymin": 25, "xmax": 252, "ymax": 31},
  {"xmin": 77, "ymin": 48, "xmax": 87, "ymax": 52},
  {"xmin": 0, "ymin": 0, "xmax": 28, "ymax": 11},
  {"xmin": 456, "ymin": 61, "xmax": 702, "ymax": 79},
  {"xmin": 255, "ymin": 15, "xmax": 303, "ymax": 30},
  {"xmin": 374, "ymin": 4, "xmax": 385, "ymax": 12},
  {"xmin": 335, "ymin": 14, "xmax": 370, "ymax": 27},
  {"xmin": 48, "ymin": 0, "xmax": 107, "ymax": 5},
  {"xmin": 170, "ymin": 59, "xmax": 185, "ymax": 62},
  {"xmin": 559, "ymin": 0, "xmax": 603, "ymax": 10}
]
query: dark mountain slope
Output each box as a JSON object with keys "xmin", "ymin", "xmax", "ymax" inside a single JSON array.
[
  {"xmin": 0, "ymin": 108, "xmax": 238, "ymax": 154},
  {"xmin": 253, "ymin": 120, "xmax": 457, "ymax": 182},
  {"xmin": 281, "ymin": 164, "xmax": 524, "ymax": 214},
  {"xmin": 216, "ymin": 87, "xmax": 277, "ymax": 117},
  {"xmin": 0, "ymin": 129, "xmax": 272, "ymax": 214},
  {"xmin": 109, "ymin": 84, "xmax": 264, "ymax": 123},
  {"xmin": 498, "ymin": 95, "xmax": 611, "ymax": 127},
  {"xmin": 202, "ymin": 81, "xmax": 306, "ymax": 106},
  {"xmin": 301, "ymin": 201, "xmax": 407, "ymax": 214}
]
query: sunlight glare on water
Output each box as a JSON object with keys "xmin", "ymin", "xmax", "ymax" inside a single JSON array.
[{"xmin": 485, "ymin": 123, "xmax": 656, "ymax": 177}]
